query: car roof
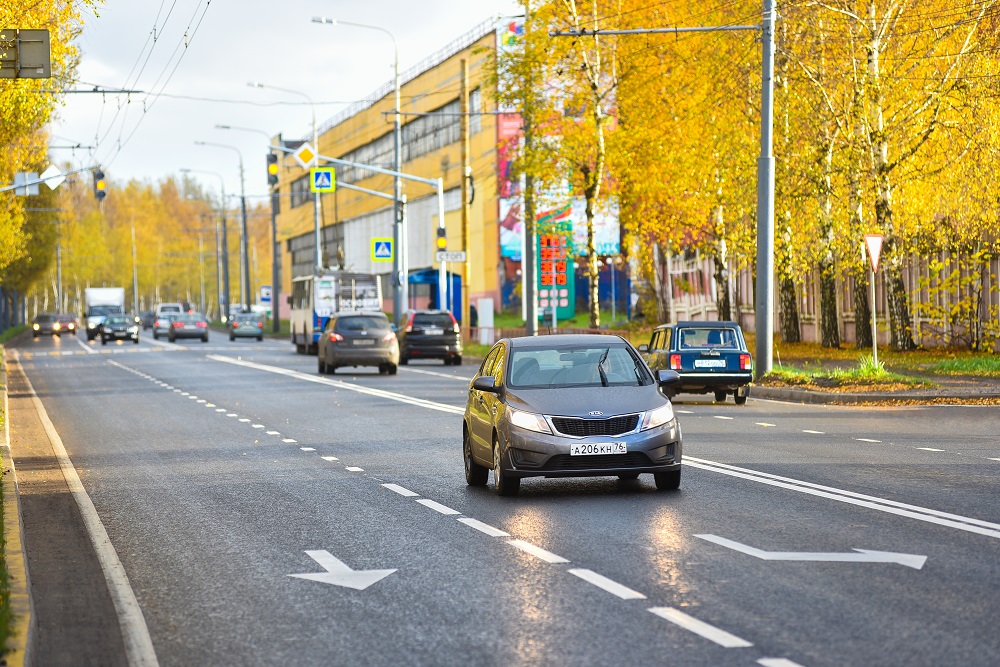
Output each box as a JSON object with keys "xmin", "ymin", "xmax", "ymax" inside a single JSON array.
[
  {"xmin": 507, "ymin": 334, "xmax": 628, "ymax": 349},
  {"xmin": 656, "ymin": 321, "xmax": 741, "ymax": 329},
  {"xmin": 334, "ymin": 311, "xmax": 387, "ymax": 317}
]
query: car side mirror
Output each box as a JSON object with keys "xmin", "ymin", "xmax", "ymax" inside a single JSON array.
[
  {"xmin": 472, "ymin": 376, "xmax": 499, "ymax": 393},
  {"xmin": 656, "ymin": 370, "xmax": 680, "ymax": 386},
  {"xmin": 637, "ymin": 343, "xmax": 648, "ymax": 353}
]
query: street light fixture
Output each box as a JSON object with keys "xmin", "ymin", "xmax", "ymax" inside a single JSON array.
[
  {"xmin": 194, "ymin": 141, "xmax": 251, "ymax": 315},
  {"xmin": 215, "ymin": 123, "xmax": 282, "ymax": 332},
  {"xmin": 180, "ymin": 167, "xmax": 229, "ymax": 320},
  {"xmin": 247, "ymin": 82, "xmax": 324, "ymax": 275},
  {"xmin": 311, "ymin": 16, "xmax": 405, "ymax": 320}
]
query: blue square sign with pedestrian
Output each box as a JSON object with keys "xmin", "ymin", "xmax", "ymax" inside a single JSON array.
[
  {"xmin": 310, "ymin": 167, "xmax": 336, "ymax": 193},
  {"xmin": 371, "ymin": 237, "xmax": 393, "ymax": 262}
]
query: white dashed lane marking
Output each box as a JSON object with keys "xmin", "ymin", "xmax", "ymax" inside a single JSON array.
[
  {"xmin": 283, "ymin": 438, "xmax": 297, "ymax": 443},
  {"xmin": 855, "ymin": 438, "xmax": 881, "ymax": 443},
  {"xmin": 382, "ymin": 484, "xmax": 419, "ymax": 497},
  {"xmin": 321, "ymin": 456, "xmax": 339, "ymax": 462},
  {"xmin": 457, "ymin": 517, "xmax": 509, "ymax": 537},
  {"xmin": 648, "ymin": 607, "xmax": 753, "ymax": 648},
  {"xmin": 507, "ymin": 540, "xmax": 569, "ymax": 564},
  {"xmin": 756, "ymin": 422, "xmax": 775, "ymax": 427},
  {"xmin": 758, "ymin": 659, "xmax": 806, "ymax": 667},
  {"xmin": 300, "ymin": 447, "xmax": 316, "ymax": 452},
  {"xmin": 713, "ymin": 416, "xmax": 734, "ymax": 420},
  {"xmin": 568, "ymin": 569, "xmax": 646, "ymax": 600},
  {"xmin": 917, "ymin": 447, "xmax": 945, "ymax": 452},
  {"xmin": 802, "ymin": 430, "xmax": 825, "ymax": 434},
  {"xmin": 266, "ymin": 430, "xmax": 280, "ymax": 435},
  {"xmin": 416, "ymin": 499, "xmax": 460, "ymax": 515},
  {"xmin": 345, "ymin": 466, "xmax": 364, "ymax": 472}
]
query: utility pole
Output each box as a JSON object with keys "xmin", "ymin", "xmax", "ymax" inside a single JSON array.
[
  {"xmin": 460, "ymin": 58, "xmax": 472, "ymax": 335},
  {"xmin": 131, "ymin": 224, "xmax": 139, "ymax": 314},
  {"xmin": 271, "ymin": 187, "xmax": 280, "ymax": 332}
]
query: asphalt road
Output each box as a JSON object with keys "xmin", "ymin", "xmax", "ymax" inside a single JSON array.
[{"xmin": 8, "ymin": 330, "xmax": 1000, "ymax": 667}]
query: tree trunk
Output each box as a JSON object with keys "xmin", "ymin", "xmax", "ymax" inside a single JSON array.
[
  {"xmin": 853, "ymin": 270, "xmax": 872, "ymax": 348},
  {"xmin": 712, "ymin": 193, "xmax": 731, "ymax": 321},
  {"xmin": 819, "ymin": 263, "xmax": 840, "ymax": 348},
  {"xmin": 779, "ymin": 277, "xmax": 800, "ymax": 343}
]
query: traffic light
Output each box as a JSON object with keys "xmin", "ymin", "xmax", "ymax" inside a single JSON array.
[
  {"xmin": 435, "ymin": 227, "xmax": 447, "ymax": 251},
  {"xmin": 93, "ymin": 169, "xmax": 107, "ymax": 200},
  {"xmin": 266, "ymin": 152, "xmax": 278, "ymax": 186}
]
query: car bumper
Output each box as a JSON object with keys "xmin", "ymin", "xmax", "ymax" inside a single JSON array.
[
  {"xmin": 500, "ymin": 419, "xmax": 682, "ymax": 479},
  {"xmin": 402, "ymin": 343, "xmax": 462, "ymax": 359},
  {"xmin": 676, "ymin": 372, "xmax": 753, "ymax": 392},
  {"xmin": 169, "ymin": 330, "xmax": 208, "ymax": 339},
  {"xmin": 328, "ymin": 347, "xmax": 399, "ymax": 366},
  {"xmin": 103, "ymin": 331, "xmax": 138, "ymax": 340},
  {"xmin": 231, "ymin": 329, "xmax": 263, "ymax": 337}
]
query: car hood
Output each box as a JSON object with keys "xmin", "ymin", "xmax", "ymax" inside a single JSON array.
[{"xmin": 502, "ymin": 385, "xmax": 666, "ymax": 418}]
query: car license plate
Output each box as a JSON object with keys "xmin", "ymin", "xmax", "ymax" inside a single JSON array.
[
  {"xmin": 185, "ymin": 325, "xmax": 196, "ymax": 330},
  {"xmin": 424, "ymin": 327, "xmax": 443, "ymax": 335},
  {"xmin": 353, "ymin": 339, "xmax": 375, "ymax": 346},
  {"xmin": 694, "ymin": 359, "xmax": 726, "ymax": 368},
  {"xmin": 570, "ymin": 442, "xmax": 627, "ymax": 456}
]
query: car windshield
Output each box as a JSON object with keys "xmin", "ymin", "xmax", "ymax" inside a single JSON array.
[
  {"xmin": 236, "ymin": 314, "xmax": 260, "ymax": 322},
  {"xmin": 35, "ymin": 314, "xmax": 56, "ymax": 323},
  {"xmin": 412, "ymin": 313, "xmax": 452, "ymax": 328},
  {"xmin": 508, "ymin": 345, "xmax": 650, "ymax": 388},
  {"xmin": 88, "ymin": 305, "xmax": 120, "ymax": 317},
  {"xmin": 337, "ymin": 315, "xmax": 389, "ymax": 331},
  {"xmin": 105, "ymin": 316, "xmax": 129, "ymax": 325},
  {"xmin": 678, "ymin": 328, "xmax": 738, "ymax": 349}
]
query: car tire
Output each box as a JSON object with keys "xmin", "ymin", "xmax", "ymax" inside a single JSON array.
[
  {"xmin": 388, "ymin": 364, "xmax": 397, "ymax": 375},
  {"xmin": 399, "ymin": 356, "xmax": 408, "ymax": 365},
  {"xmin": 133, "ymin": 337, "xmax": 139, "ymax": 344},
  {"xmin": 464, "ymin": 429, "xmax": 488, "ymax": 486},
  {"xmin": 617, "ymin": 473, "xmax": 640, "ymax": 481},
  {"xmin": 654, "ymin": 469, "xmax": 681, "ymax": 491},
  {"xmin": 101, "ymin": 337, "xmax": 107, "ymax": 345},
  {"xmin": 318, "ymin": 355, "xmax": 327, "ymax": 374},
  {"xmin": 230, "ymin": 334, "xmax": 235, "ymax": 341},
  {"xmin": 33, "ymin": 333, "xmax": 38, "ymax": 338},
  {"xmin": 378, "ymin": 364, "xmax": 388, "ymax": 375},
  {"xmin": 493, "ymin": 437, "xmax": 520, "ymax": 497},
  {"xmin": 202, "ymin": 336, "xmax": 209, "ymax": 343},
  {"xmin": 153, "ymin": 332, "xmax": 158, "ymax": 340},
  {"xmin": 453, "ymin": 355, "xmax": 462, "ymax": 366},
  {"xmin": 257, "ymin": 336, "xmax": 263, "ymax": 342},
  {"xmin": 734, "ymin": 392, "xmax": 748, "ymax": 406},
  {"xmin": 714, "ymin": 390, "xmax": 727, "ymax": 403},
  {"xmin": 168, "ymin": 335, "xmax": 175, "ymax": 343}
]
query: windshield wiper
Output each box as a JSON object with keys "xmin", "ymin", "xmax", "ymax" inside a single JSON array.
[{"xmin": 597, "ymin": 347, "xmax": 610, "ymax": 387}]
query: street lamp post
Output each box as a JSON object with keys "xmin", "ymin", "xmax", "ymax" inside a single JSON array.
[
  {"xmin": 312, "ymin": 17, "xmax": 404, "ymax": 320},
  {"xmin": 180, "ymin": 167, "xmax": 230, "ymax": 320},
  {"xmin": 216, "ymin": 123, "xmax": 282, "ymax": 332},
  {"xmin": 248, "ymin": 83, "xmax": 323, "ymax": 276},
  {"xmin": 194, "ymin": 141, "xmax": 251, "ymax": 315}
]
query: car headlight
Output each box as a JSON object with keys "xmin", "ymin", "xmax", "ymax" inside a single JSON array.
[
  {"xmin": 129, "ymin": 326, "xmax": 138, "ymax": 332},
  {"xmin": 507, "ymin": 407, "xmax": 551, "ymax": 434},
  {"xmin": 33, "ymin": 323, "xmax": 40, "ymax": 330},
  {"xmin": 640, "ymin": 403, "xmax": 675, "ymax": 430}
]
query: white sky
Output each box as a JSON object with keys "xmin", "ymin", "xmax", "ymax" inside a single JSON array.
[{"xmin": 49, "ymin": 0, "xmax": 522, "ymax": 200}]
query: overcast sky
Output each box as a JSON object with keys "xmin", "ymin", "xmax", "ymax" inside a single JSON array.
[{"xmin": 49, "ymin": 0, "xmax": 522, "ymax": 201}]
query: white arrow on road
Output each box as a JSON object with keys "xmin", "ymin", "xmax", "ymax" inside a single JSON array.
[
  {"xmin": 289, "ymin": 550, "xmax": 397, "ymax": 590},
  {"xmin": 696, "ymin": 534, "xmax": 927, "ymax": 570}
]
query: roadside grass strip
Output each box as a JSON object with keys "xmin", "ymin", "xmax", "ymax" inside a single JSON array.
[{"xmin": 685, "ymin": 456, "xmax": 1000, "ymax": 539}]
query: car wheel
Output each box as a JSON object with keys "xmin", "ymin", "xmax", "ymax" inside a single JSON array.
[
  {"xmin": 378, "ymin": 364, "xmax": 388, "ymax": 375},
  {"xmin": 493, "ymin": 436, "xmax": 520, "ymax": 497},
  {"xmin": 453, "ymin": 355, "xmax": 462, "ymax": 366},
  {"xmin": 230, "ymin": 334, "xmax": 235, "ymax": 341},
  {"xmin": 202, "ymin": 336, "xmax": 209, "ymax": 343},
  {"xmin": 654, "ymin": 469, "xmax": 681, "ymax": 491},
  {"xmin": 33, "ymin": 333, "xmax": 38, "ymax": 338},
  {"xmin": 101, "ymin": 337, "xmax": 107, "ymax": 345},
  {"xmin": 153, "ymin": 332, "xmax": 158, "ymax": 340},
  {"xmin": 734, "ymin": 392, "xmax": 748, "ymax": 406},
  {"xmin": 388, "ymin": 364, "xmax": 397, "ymax": 375},
  {"xmin": 399, "ymin": 356, "xmax": 408, "ymax": 365},
  {"xmin": 714, "ymin": 390, "xmax": 727, "ymax": 403},
  {"xmin": 318, "ymin": 355, "xmax": 327, "ymax": 374},
  {"xmin": 168, "ymin": 335, "xmax": 175, "ymax": 343},
  {"xmin": 464, "ymin": 429, "xmax": 488, "ymax": 486},
  {"xmin": 133, "ymin": 337, "xmax": 139, "ymax": 344},
  {"xmin": 617, "ymin": 473, "xmax": 640, "ymax": 481},
  {"xmin": 257, "ymin": 336, "xmax": 263, "ymax": 342}
]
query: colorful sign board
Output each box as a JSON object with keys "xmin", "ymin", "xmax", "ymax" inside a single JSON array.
[{"xmin": 537, "ymin": 232, "xmax": 575, "ymax": 321}]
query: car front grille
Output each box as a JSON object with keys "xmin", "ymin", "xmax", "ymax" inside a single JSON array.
[
  {"xmin": 550, "ymin": 414, "xmax": 640, "ymax": 437},
  {"xmin": 541, "ymin": 452, "xmax": 653, "ymax": 471}
]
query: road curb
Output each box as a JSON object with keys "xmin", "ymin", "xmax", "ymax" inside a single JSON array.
[
  {"xmin": 1, "ymin": 348, "xmax": 36, "ymax": 666},
  {"xmin": 749, "ymin": 384, "xmax": 993, "ymax": 404}
]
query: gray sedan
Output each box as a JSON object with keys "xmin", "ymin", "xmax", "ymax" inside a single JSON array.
[{"xmin": 464, "ymin": 334, "xmax": 683, "ymax": 496}]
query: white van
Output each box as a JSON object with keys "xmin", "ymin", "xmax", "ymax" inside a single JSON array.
[{"xmin": 156, "ymin": 302, "xmax": 185, "ymax": 316}]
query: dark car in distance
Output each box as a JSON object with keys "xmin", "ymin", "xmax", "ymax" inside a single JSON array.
[
  {"xmin": 32, "ymin": 313, "xmax": 59, "ymax": 337},
  {"xmin": 638, "ymin": 321, "xmax": 752, "ymax": 404},
  {"xmin": 464, "ymin": 334, "xmax": 683, "ymax": 496},
  {"xmin": 318, "ymin": 312, "xmax": 398, "ymax": 375},
  {"xmin": 139, "ymin": 310, "xmax": 156, "ymax": 330},
  {"xmin": 397, "ymin": 309, "xmax": 463, "ymax": 365},
  {"xmin": 229, "ymin": 312, "xmax": 264, "ymax": 341},
  {"xmin": 100, "ymin": 315, "xmax": 140, "ymax": 344},
  {"xmin": 168, "ymin": 313, "xmax": 209, "ymax": 343}
]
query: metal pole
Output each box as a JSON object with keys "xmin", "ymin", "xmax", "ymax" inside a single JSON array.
[
  {"xmin": 393, "ymin": 37, "xmax": 404, "ymax": 320},
  {"xmin": 240, "ymin": 190, "xmax": 250, "ymax": 311},
  {"xmin": 437, "ymin": 178, "xmax": 447, "ymax": 309},
  {"xmin": 871, "ymin": 267, "xmax": 878, "ymax": 367},
  {"xmin": 313, "ymin": 106, "xmax": 323, "ymax": 273},
  {"xmin": 401, "ymin": 194, "xmax": 409, "ymax": 310},
  {"xmin": 754, "ymin": 0, "xmax": 776, "ymax": 380},
  {"xmin": 198, "ymin": 234, "xmax": 206, "ymax": 313},
  {"xmin": 131, "ymin": 225, "xmax": 139, "ymax": 314},
  {"xmin": 215, "ymin": 218, "xmax": 222, "ymax": 320},
  {"xmin": 271, "ymin": 189, "xmax": 280, "ymax": 332},
  {"xmin": 611, "ymin": 258, "xmax": 616, "ymax": 323},
  {"xmin": 220, "ymin": 191, "xmax": 230, "ymax": 320},
  {"xmin": 460, "ymin": 58, "xmax": 471, "ymax": 334},
  {"xmin": 56, "ymin": 240, "xmax": 63, "ymax": 313}
]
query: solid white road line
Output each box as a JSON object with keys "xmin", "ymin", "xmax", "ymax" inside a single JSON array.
[
  {"xmin": 568, "ymin": 569, "xmax": 646, "ymax": 600},
  {"xmin": 457, "ymin": 517, "xmax": 509, "ymax": 537},
  {"xmin": 416, "ymin": 499, "xmax": 461, "ymax": 515},
  {"xmin": 685, "ymin": 456, "xmax": 1000, "ymax": 539},
  {"xmin": 207, "ymin": 355, "xmax": 465, "ymax": 415},
  {"xmin": 12, "ymin": 356, "xmax": 159, "ymax": 666},
  {"xmin": 507, "ymin": 540, "xmax": 569, "ymax": 564},
  {"xmin": 382, "ymin": 483, "xmax": 419, "ymax": 497},
  {"xmin": 75, "ymin": 338, "xmax": 97, "ymax": 354},
  {"xmin": 399, "ymin": 367, "xmax": 473, "ymax": 381},
  {"xmin": 648, "ymin": 607, "xmax": 753, "ymax": 648}
]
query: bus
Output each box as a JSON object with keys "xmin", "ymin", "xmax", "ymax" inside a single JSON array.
[{"xmin": 289, "ymin": 272, "xmax": 383, "ymax": 354}]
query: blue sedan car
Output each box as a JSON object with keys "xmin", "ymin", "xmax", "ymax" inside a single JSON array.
[{"xmin": 638, "ymin": 321, "xmax": 752, "ymax": 404}]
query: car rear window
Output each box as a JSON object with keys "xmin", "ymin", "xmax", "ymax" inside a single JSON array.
[
  {"xmin": 508, "ymin": 345, "xmax": 649, "ymax": 388},
  {"xmin": 236, "ymin": 314, "xmax": 260, "ymax": 322},
  {"xmin": 678, "ymin": 328, "xmax": 738, "ymax": 348},
  {"xmin": 336, "ymin": 315, "xmax": 388, "ymax": 331},
  {"xmin": 159, "ymin": 305, "xmax": 182, "ymax": 312},
  {"xmin": 412, "ymin": 314, "xmax": 453, "ymax": 328},
  {"xmin": 106, "ymin": 316, "xmax": 129, "ymax": 325}
]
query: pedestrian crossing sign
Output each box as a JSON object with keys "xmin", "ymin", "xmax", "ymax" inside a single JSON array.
[
  {"xmin": 310, "ymin": 167, "xmax": 336, "ymax": 193},
  {"xmin": 371, "ymin": 238, "xmax": 394, "ymax": 262}
]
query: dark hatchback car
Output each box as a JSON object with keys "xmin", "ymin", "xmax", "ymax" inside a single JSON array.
[
  {"xmin": 168, "ymin": 313, "xmax": 209, "ymax": 342},
  {"xmin": 139, "ymin": 310, "xmax": 156, "ymax": 330},
  {"xmin": 32, "ymin": 313, "xmax": 59, "ymax": 337},
  {"xmin": 464, "ymin": 334, "xmax": 683, "ymax": 496},
  {"xmin": 317, "ymin": 312, "xmax": 399, "ymax": 375},
  {"xmin": 100, "ymin": 315, "xmax": 140, "ymax": 344},
  {"xmin": 397, "ymin": 309, "xmax": 462, "ymax": 365},
  {"xmin": 229, "ymin": 313, "xmax": 264, "ymax": 341},
  {"xmin": 638, "ymin": 321, "xmax": 752, "ymax": 404}
]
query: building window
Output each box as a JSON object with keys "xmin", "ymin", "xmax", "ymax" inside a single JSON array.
[
  {"xmin": 290, "ymin": 175, "xmax": 310, "ymax": 208},
  {"xmin": 470, "ymin": 87, "xmax": 482, "ymax": 134}
]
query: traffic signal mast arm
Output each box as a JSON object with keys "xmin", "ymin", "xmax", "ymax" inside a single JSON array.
[{"xmin": 0, "ymin": 164, "xmax": 102, "ymax": 193}]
